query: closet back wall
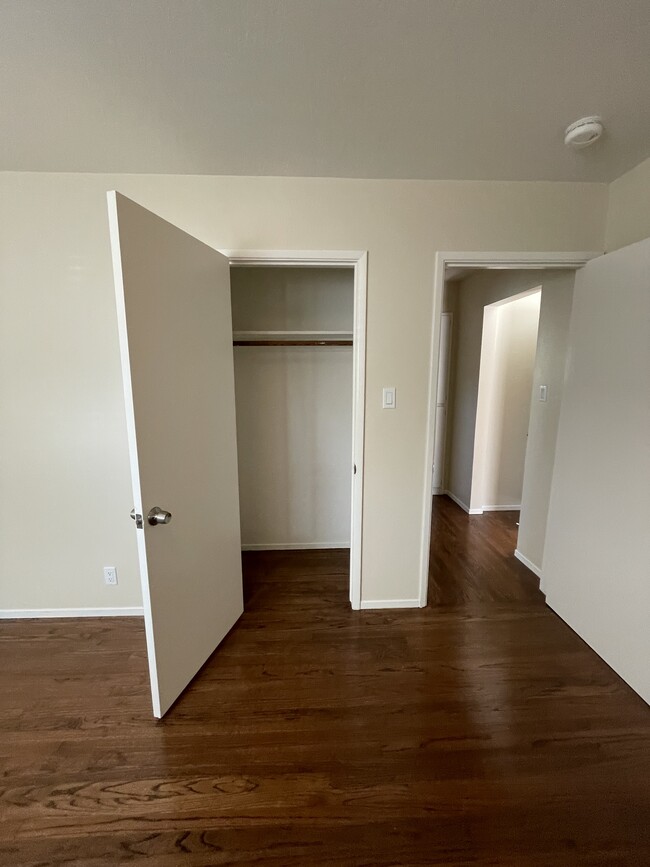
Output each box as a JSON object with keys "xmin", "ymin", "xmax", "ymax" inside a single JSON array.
[{"xmin": 230, "ymin": 268, "xmax": 353, "ymax": 549}]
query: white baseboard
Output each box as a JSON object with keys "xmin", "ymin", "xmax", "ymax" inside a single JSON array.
[
  {"xmin": 444, "ymin": 491, "xmax": 483, "ymax": 515},
  {"xmin": 241, "ymin": 542, "xmax": 350, "ymax": 551},
  {"xmin": 0, "ymin": 607, "xmax": 144, "ymax": 619},
  {"xmin": 359, "ymin": 598, "xmax": 421, "ymax": 610},
  {"xmin": 514, "ymin": 549, "xmax": 542, "ymax": 579},
  {"xmin": 443, "ymin": 492, "xmax": 520, "ymax": 514}
]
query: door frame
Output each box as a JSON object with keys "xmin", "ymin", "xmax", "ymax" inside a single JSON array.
[
  {"xmin": 221, "ymin": 249, "xmax": 368, "ymax": 611},
  {"xmin": 419, "ymin": 250, "xmax": 600, "ymax": 607},
  {"xmin": 431, "ymin": 311, "xmax": 453, "ymax": 495}
]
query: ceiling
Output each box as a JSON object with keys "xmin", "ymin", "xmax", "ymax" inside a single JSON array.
[{"xmin": 2, "ymin": 0, "xmax": 649, "ymax": 181}]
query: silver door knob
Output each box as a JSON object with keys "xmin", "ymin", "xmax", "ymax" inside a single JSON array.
[{"xmin": 147, "ymin": 506, "xmax": 172, "ymax": 526}]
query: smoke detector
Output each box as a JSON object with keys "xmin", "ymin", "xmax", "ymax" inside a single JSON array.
[{"xmin": 564, "ymin": 116, "xmax": 604, "ymax": 149}]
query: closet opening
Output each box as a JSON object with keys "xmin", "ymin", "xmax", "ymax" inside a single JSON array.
[{"xmin": 227, "ymin": 256, "xmax": 366, "ymax": 609}]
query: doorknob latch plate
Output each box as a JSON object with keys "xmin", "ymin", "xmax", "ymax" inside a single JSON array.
[{"xmin": 131, "ymin": 507, "xmax": 172, "ymax": 527}]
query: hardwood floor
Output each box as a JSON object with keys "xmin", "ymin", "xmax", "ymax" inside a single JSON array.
[
  {"xmin": 428, "ymin": 497, "xmax": 540, "ymax": 606},
  {"xmin": 1, "ymin": 496, "xmax": 649, "ymax": 865}
]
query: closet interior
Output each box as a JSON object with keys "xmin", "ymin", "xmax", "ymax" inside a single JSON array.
[{"xmin": 229, "ymin": 266, "xmax": 355, "ymax": 561}]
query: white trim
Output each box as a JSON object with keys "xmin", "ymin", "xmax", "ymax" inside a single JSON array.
[
  {"xmin": 445, "ymin": 491, "xmax": 521, "ymax": 513},
  {"xmin": 359, "ymin": 598, "xmax": 421, "ymax": 610},
  {"xmin": 514, "ymin": 549, "xmax": 542, "ymax": 580},
  {"xmin": 241, "ymin": 542, "xmax": 350, "ymax": 551},
  {"xmin": 418, "ymin": 251, "xmax": 601, "ymax": 607},
  {"xmin": 350, "ymin": 252, "xmax": 368, "ymax": 610},
  {"xmin": 225, "ymin": 249, "xmax": 367, "ymax": 612},
  {"xmin": 222, "ymin": 249, "xmax": 366, "ymax": 267},
  {"xmin": 441, "ymin": 252, "xmax": 600, "ymax": 270},
  {"xmin": 445, "ymin": 490, "xmax": 484, "ymax": 515},
  {"xmin": 0, "ymin": 607, "xmax": 144, "ymax": 619}
]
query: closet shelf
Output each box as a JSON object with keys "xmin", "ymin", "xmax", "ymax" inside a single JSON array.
[{"xmin": 233, "ymin": 330, "xmax": 353, "ymax": 347}]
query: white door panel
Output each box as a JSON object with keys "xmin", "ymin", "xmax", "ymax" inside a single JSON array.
[
  {"xmin": 432, "ymin": 405, "xmax": 447, "ymax": 492},
  {"xmin": 543, "ymin": 236, "xmax": 650, "ymax": 704},
  {"xmin": 108, "ymin": 191, "xmax": 243, "ymax": 718},
  {"xmin": 432, "ymin": 312, "xmax": 452, "ymax": 493},
  {"xmin": 436, "ymin": 312, "xmax": 452, "ymax": 405}
]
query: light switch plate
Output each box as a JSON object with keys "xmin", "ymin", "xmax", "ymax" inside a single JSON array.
[
  {"xmin": 382, "ymin": 387, "xmax": 396, "ymax": 409},
  {"xmin": 539, "ymin": 385, "xmax": 548, "ymax": 402}
]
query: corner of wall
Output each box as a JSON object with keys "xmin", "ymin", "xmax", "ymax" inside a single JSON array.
[{"xmin": 604, "ymin": 156, "xmax": 650, "ymax": 252}]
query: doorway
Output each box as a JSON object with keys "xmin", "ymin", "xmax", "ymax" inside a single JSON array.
[
  {"xmin": 419, "ymin": 252, "xmax": 595, "ymax": 607},
  {"xmin": 224, "ymin": 251, "xmax": 368, "ymax": 610},
  {"xmin": 229, "ymin": 263, "xmax": 358, "ymax": 606}
]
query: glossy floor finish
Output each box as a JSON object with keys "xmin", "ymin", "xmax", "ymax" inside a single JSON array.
[
  {"xmin": 1, "ymin": 497, "xmax": 649, "ymax": 865},
  {"xmin": 428, "ymin": 498, "xmax": 541, "ymax": 607}
]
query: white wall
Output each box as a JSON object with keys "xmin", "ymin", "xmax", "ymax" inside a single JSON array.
[
  {"xmin": 446, "ymin": 270, "xmax": 561, "ymax": 510},
  {"xmin": 543, "ymin": 237, "xmax": 650, "ymax": 704},
  {"xmin": 517, "ymin": 271, "xmax": 575, "ymax": 571},
  {"xmin": 0, "ymin": 172, "xmax": 606, "ymax": 612},
  {"xmin": 473, "ymin": 291, "xmax": 541, "ymax": 510},
  {"xmin": 605, "ymin": 155, "xmax": 650, "ymax": 252},
  {"xmin": 230, "ymin": 266, "xmax": 353, "ymax": 549}
]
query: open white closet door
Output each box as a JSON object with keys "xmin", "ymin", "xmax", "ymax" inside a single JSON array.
[{"xmin": 107, "ymin": 192, "xmax": 243, "ymax": 718}]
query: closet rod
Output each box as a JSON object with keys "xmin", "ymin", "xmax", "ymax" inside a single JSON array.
[{"xmin": 233, "ymin": 339, "xmax": 353, "ymax": 347}]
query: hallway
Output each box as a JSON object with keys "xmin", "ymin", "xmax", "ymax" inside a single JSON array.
[
  {"xmin": 428, "ymin": 495, "xmax": 540, "ymax": 606},
  {"xmin": 1, "ymin": 502, "xmax": 649, "ymax": 864}
]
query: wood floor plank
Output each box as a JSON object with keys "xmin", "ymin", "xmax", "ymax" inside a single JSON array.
[{"xmin": 0, "ymin": 495, "xmax": 648, "ymax": 864}]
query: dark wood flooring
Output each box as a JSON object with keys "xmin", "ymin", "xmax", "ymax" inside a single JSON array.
[
  {"xmin": 1, "ymin": 495, "xmax": 649, "ymax": 865},
  {"xmin": 428, "ymin": 498, "xmax": 541, "ymax": 607}
]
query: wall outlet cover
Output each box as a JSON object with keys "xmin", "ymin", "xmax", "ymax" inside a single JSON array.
[{"xmin": 103, "ymin": 566, "xmax": 118, "ymax": 586}]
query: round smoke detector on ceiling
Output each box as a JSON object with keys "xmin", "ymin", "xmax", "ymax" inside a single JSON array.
[{"xmin": 564, "ymin": 116, "xmax": 604, "ymax": 149}]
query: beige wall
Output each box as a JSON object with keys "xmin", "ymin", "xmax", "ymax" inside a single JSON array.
[
  {"xmin": 446, "ymin": 270, "xmax": 560, "ymax": 510},
  {"xmin": 517, "ymin": 271, "xmax": 575, "ymax": 570},
  {"xmin": 605, "ymin": 156, "xmax": 650, "ymax": 252},
  {"xmin": 231, "ymin": 266, "xmax": 354, "ymax": 333},
  {"xmin": 543, "ymin": 237, "xmax": 650, "ymax": 703},
  {"xmin": 234, "ymin": 346, "xmax": 353, "ymax": 548},
  {"xmin": 474, "ymin": 291, "xmax": 541, "ymax": 510},
  {"xmin": 0, "ymin": 172, "xmax": 606, "ymax": 611}
]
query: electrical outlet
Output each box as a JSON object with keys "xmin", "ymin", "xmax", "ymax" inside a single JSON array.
[{"xmin": 103, "ymin": 566, "xmax": 118, "ymax": 586}]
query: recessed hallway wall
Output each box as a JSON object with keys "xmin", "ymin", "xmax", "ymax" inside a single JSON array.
[{"xmin": 472, "ymin": 289, "xmax": 541, "ymax": 510}]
